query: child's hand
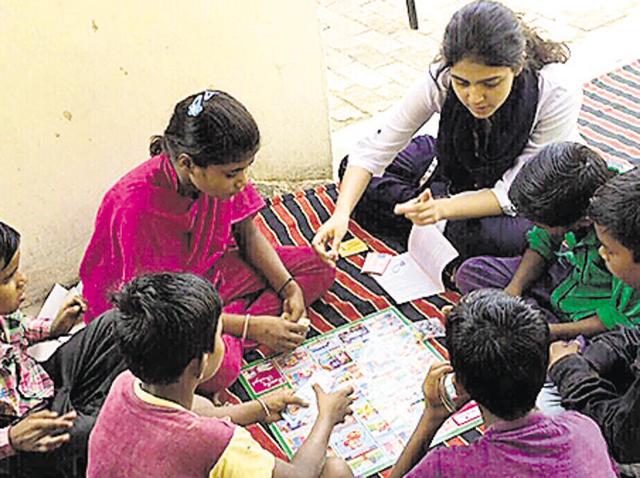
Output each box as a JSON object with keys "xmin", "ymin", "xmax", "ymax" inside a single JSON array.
[
  {"xmin": 548, "ymin": 340, "xmax": 580, "ymax": 370},
  {"xmin": 50, "ymin": 295, "xmax": 87, "ymax": 337},
  {"xmin": 312, "ymin": 212, "xmax": 349, "ymax": 265},
  {"xmin": 422, "ymin": 362, "xmax": 457, "ymax": 421},
  {"xmin": 442, "ymin": 305, "xmax": 453, "ymax": 319},
  {"xmin": 394, "ymin": 190, "xmax": 450, "ymax": 225},
  {"xmin": 281, "ymin": 280, "xmax": 306, "ymax": 323},
  {"xmin": 249, "ymin": 315, "xmax": 309, "ymax": 352},
  {"xmin": 313, "ymin": 384, "xmax": 354, "ymax": 426},
  {"xmin": 9, "ymin": 410, "xmax": 76, "ymax": 453},
  {"xmin": 261, "ymin": 389, "xmax": 309, "ymax": 423}
]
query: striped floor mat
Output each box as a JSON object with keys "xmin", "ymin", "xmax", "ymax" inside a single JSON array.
[
  {"xmin": 229, "ymin": 184, "xmax": 473, "ymax": 471},
  {"xmin": 581, "ymin": 59, "xmax": 640, "ymax": 167},
  {"xmin": 229, "ymin": 60, "xmax": 640, "ymax": 472}
]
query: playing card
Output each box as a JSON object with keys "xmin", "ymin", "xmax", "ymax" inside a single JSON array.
[
  {"xmin": 361, "ymin": 252, "xmax": 392, "ymax": 275},
  {"xmin": 339, "ymin": 238, "xmax": 369, "ymax": 258}
]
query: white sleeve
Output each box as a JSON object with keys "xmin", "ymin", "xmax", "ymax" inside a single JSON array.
[
  {"xmin": 490, "ymin": 64, "xmax": 583, "ymax": 213},
  {"xmin": 347, "ymin": 69, "xmax": 447, "ymax": 177},
  {"xmin": 490, "ymin": 154, "xmax": 531, "ymax": 215}
]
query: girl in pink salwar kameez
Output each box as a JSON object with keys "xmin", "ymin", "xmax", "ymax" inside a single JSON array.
[{"xmin": 80, "ymin": 90, "xmax": 335, "ymax": 397}]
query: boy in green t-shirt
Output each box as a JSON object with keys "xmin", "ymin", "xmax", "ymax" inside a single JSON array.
[
  {"xmin": 456, "ymin": 142, "xmax": 639, "ymax": 340},
  {"xmin": 548, "ymin": 167, "xmax": 640, "ymax": 464}
]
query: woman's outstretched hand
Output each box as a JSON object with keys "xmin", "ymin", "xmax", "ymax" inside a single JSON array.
[
  {"xmin": 394, "ymin": 189, "xmax": 450, "ymax": 226},
  {"xmin": 312, "ymin": 211, "xmax": 349, "ymax": 265}
]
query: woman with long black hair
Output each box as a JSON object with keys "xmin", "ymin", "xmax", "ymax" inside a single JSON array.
[{"xmin": 313, "ymin": 0, "xmax": 581, "ymax": 263}]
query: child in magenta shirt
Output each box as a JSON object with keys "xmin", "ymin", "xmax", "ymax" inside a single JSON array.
[
  {"xmin": 88, "ymin": 272, "xmax": 353, "ymax": 478},
  {"xmin": 80, "ymin": 90, "xmax": 335, "ymax": 396},
  {"xmin": 389, "ymin": 289, "xmax": 617, "ymax": 478}
]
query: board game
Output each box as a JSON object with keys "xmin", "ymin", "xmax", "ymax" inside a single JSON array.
[{"xmin": 239, "ymin": 308, "xmax": 483, "ymax": 477}]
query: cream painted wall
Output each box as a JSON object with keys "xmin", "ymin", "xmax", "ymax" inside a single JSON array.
[{"xmin": 0, "ymin": 0, "xmax": 332, "ymax": 304}]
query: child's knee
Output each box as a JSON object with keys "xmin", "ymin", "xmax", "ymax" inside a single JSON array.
[
  {"xmin": 303, "ymin": 246, "xmax": 335, "ymax": 277},
  {"xmin": 292, "ymin": 247, "xmax": 336, "ymax": 294},
  {"xmin": 320, "ymin": 457, "xmax": 353, "ymax": 478},
  {"xmin": 316, "ymin": 257, "xmax": 336, "ymax": 290},
  {"xmin": 455, "ymin": 257, "xmax": 491, "ymax": 293}
]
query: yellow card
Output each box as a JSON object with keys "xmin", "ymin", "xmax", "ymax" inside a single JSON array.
[{"xmin": 339, "ymin": 238, "xmax": 369, "ymax": 257}]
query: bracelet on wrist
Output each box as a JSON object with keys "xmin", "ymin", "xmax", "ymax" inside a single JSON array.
[
  {"xmin": 241, "ymin": 314, "xmax": 251, "ymax": 342},
  {"xmin": 276, "ymin": 276, "xmax": 295, "ymax": 298}
]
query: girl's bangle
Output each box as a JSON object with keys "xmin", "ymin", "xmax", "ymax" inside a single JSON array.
[
  {"xmin": 241, "ymin": 314, "xmax": 251, "ymax": 342},
  {"xmin": 256, "ymin": 397, "xmax": 271, "ymax": 419},
  {"xmin": 276, "ymin": 276, "xmax": 295, "ymax": 298}
]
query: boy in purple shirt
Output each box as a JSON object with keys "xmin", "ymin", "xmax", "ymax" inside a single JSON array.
[{"xmin": 389, "ymin": 289, "xmax": 617, "ymax": 478}]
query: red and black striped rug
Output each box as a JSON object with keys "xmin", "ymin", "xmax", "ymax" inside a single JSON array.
[
  {"xmin": 580, "ymin": 59, "xmax": 640, "ymax": 168},
  {"xmin": 229, "ymin": 60, "xmax": 640, "ymax": 471}
]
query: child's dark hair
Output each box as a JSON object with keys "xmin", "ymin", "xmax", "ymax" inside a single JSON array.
[
  {"xmin": 434, "ymin": 0, "xmax": 569, "ymax": 80},
  {"xmin": 446, "ymin": 289, "xmax": 549, "ymax": 420},
  {"xmin": 589, "ymin": 167, "xmax": 640, "ymax": 262},
  {"xmin": 112, "ymin": 272, "xmax": 222, "ymax": 385},
  {"xmin": 0, "ymin": 221, "xmax": 20, "ymax": 269},
  {"xmin": 509, "ymin": 142, "xmax": 613, "ymax": 227},
  {"xmin": 149, "ymin": 90, "xmax": 260, "ymax": 167}
]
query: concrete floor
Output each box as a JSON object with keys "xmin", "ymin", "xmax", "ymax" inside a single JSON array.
[{"xmin": 320, "ymin": 0, "xmax": 640, "ymax": 172}]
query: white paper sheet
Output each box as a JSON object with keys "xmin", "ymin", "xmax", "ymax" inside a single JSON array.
[
  {"xmin": 36, "ymin": 283, "xmax": 69, "ymax": 319},
  {"xmin": 373, "ymin": 225, "xmax": 458, "ymax": 303},
  {"xmin": 28, "ymin": 283, "xmax": 86, "ymax": 362}
]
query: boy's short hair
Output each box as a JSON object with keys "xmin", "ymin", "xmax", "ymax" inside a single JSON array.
[
  {"xmin": 446, "ymin": 289, "xmax": 549, "ymax": 420},
  {"xmin": 0, "ymin": 221, "xmax": 20, "ymax": 269},
  {"xmin": 112, "ymin": 272, "xmax": 222, "ymax": 385},
  {"xmin": 589, "ymin": 167, "xmax": 640, "ymax": 262},
  {"xmin": 509, "ymin": 142, "xmax": 613, "ymax": 227}
]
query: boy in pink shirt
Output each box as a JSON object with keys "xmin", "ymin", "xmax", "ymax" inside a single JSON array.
[{"xmin": 88, "ymin": 272, "xmax": 353, "ymax": 478}]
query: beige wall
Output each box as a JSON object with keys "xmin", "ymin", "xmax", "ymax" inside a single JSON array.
[{"xmin": 0, "ymin": 0, "xmax": 331, "ymax": 304}]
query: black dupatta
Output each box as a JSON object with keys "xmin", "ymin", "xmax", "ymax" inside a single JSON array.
[{"xmin": 436, "ymin": 67, "xmax": 540, "ymax": 193}]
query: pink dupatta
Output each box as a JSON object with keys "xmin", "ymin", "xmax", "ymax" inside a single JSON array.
[{"xmin": 80, "ymin": 155, "xmax": 265, "ymax": 321}]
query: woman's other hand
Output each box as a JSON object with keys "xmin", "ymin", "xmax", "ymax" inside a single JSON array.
[{"xmin": 394, "ymin": 189, "xmax": 451, "ymax": 226}]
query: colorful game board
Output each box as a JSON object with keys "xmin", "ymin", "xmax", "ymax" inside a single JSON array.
[{"xmin": 240, "ymin": 308, "xmax": 482, "ymax": 477}]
